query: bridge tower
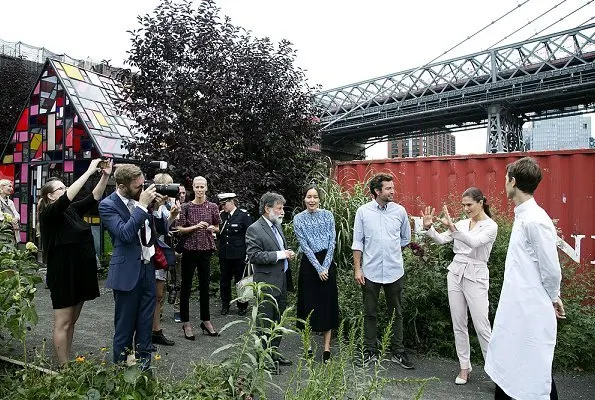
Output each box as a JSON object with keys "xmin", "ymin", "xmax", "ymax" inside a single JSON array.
[{"xmin": 486, "ymin": 104, "xmax": 524, "ymax": 153}]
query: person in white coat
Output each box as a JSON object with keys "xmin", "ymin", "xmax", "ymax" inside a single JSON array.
[
  {"xmin": 485, "ymin": 157, "xmax": 566, "ymax": 400},
  {"xmin": 421, "ymin": 187, "xmax": 498, "ymax": 385}
]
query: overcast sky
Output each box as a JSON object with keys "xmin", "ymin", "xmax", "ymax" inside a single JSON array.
[{"xmin": 1, "ymin": 0, "xmax": 593, "ymax": 158}]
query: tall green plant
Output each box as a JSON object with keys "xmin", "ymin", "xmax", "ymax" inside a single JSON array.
[
  {"xmin": 0, "ymin": 236, "xmax": 41, "ymax": 361},
  {"xmin": 213, "ymin": 281, "xmax": 299, "ymax": 399}
]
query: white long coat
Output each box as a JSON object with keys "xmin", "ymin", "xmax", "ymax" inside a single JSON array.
[{"xmin": 485, "ymin": 198, "xmax": 561, "ymax": 400}]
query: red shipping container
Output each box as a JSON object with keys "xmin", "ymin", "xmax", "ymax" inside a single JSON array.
[{"xmin": 334, "ymin": 149, "xmax": 595, "ymax": 268}]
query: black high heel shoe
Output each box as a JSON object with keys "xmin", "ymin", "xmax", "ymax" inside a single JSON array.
[
  {"xmin": 182, "ymin": 325, "xmax": 195, "ymax": 341},
  {"xmin": 323, "ymin": 351, "xmax": 331, "ymax": 364},
  {"xmin": 200, "ymin": 322, "xmax": 219, "ymax": 337}
]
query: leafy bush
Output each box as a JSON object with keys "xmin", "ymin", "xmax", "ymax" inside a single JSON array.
[{"xmin": 0, "ymin": 227, "xmax": 41, "ymax": 357}]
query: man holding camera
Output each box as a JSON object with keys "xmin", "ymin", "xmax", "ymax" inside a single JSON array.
[{"xmin": 99, "ymin": 164, "xmax": 176, "ymax": 371}]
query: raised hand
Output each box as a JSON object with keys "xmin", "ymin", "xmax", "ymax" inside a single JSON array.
[
  {"xmin": 139, "ymin": 184, "xmax": 157, "ymax": 208},
  {"xmin": 420, "ymin": 206, "xmax": 436, "ymax": 229},
  {"xmin": 169, "ymin": 200, "xmax": 181, "ymax": 219},
  {"xmin": 101, "ymin": 159, "xmax": 113, "ymax": 176},
  {"xmin": 87, "ymin": 158, "xmax": 103, "ymax": 174},
  {"xmin": 439, "ymin": 205, "xmax": 456, "ymax": 231}
]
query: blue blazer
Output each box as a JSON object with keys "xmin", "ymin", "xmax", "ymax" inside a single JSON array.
[{"xmin": 99, "ymin": 191, "xmax": 170, "ymax": 291}]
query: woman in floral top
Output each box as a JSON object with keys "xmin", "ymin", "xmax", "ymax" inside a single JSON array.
[
  {"xmin": 293, "ymin": 184, "xmax": 339, "ymax": 363},
  {"xmin": 175, "ymin": 176, "xmax": 221, "ymax": 339}
]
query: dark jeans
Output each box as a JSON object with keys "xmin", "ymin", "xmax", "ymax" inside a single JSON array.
[
  {"xmin": 494, "ymin": 379, "xmax": 558, "ymax": 400},
  {"xmin": 180, "ymin": 250, "xmax": 212, "ymax": 322},
  {"xmin": 363, "ymin": 276, "xmax": 404, "ymax": 354},
  {"xmin": 219, "ymin": 257, "xmax": 248, "ymax": 310}
]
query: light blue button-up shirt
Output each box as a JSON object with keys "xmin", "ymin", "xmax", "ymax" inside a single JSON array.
[{"xmin": 351, "ymin": 200, "xmax": 411, "ymax": 284}]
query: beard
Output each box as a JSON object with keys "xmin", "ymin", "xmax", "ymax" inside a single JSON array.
[
  {"xmin": 123, "ymin": 186, "xmax": 141, "ymax": 201},
  {"xmin": 267, "ymin": 210, "xmax": 283, "ymax": 225}
]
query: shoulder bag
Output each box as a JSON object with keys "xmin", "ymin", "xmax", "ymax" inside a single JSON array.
[{"xmin": 236, "ymin": 261, "xmax": 254, "ymax": 301}]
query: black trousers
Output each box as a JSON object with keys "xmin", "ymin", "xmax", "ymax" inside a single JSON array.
[
  {"xmin": 363, "ymin": 276, "xmax": 405, "ymax": 354},
  {"xmin": 180, "ymin": 250, "xmax": 212, "ymax": 322},
  {"xmin": 494, "ymin": 379, "xmax": 558, "ymax": 400},
  {"xmin": 219, "ymin": 257, "xmax": 248, "ymax": 310},
  {"xmin": 258, "ymin": 274, "xmax": 287, "ymax": 353}
]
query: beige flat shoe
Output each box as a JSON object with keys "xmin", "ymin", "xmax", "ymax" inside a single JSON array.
[{"xmin": 455, "ymin": 365, "xmax": 472, "ymax": 385}]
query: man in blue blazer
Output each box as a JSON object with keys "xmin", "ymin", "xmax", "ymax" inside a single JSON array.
[{"xmin": 99, "ymin": 164, "xmax": 172, "ymax": 371}]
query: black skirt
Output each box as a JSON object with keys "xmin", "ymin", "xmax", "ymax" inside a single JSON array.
[{"xmin": 296, "ymin": 250, "xmax": 339, "ymax": 332}]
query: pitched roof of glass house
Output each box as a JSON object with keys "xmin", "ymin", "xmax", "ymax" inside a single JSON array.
[
  {"xmin": 0, "ymin": 58, "xmax": 138, "ymax": 242},
  {"xmin": 48, "ymin": 59, "xmax": 137, "ymax": 156}
]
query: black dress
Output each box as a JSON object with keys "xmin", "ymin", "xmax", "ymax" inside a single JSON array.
[
  {"xmin": 296, "ymin": 250, "xmax": 339, "ymax": 332},
  {"xmin": 40, "ymin": 193, "xmax": 100, "ymax": 309}
]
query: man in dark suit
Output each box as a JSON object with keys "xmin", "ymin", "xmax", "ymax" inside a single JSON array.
[
  {"xmin": 245, "ymin": 192, "xmax": 295, "ymax": 369},
  {"xmin": 99, "ymin": 164, "xmax": 173, "ymax": 371},
  {"xmin": 217, "ymin": 192, "xmax": 253, "ymax": 316}
]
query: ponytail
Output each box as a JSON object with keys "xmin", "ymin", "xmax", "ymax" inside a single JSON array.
[
  {"xmin": 482, "ymin": 196, "xmax": 492, "ymax": 218},
  {"xmin": 462, "ymin": 187, "xmax": 491, "ymax": 218}
]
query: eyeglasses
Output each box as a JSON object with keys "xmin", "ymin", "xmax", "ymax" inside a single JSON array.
[{"xmin": 51, "ymin": 186, "xmax": 68, "ymax": 193}]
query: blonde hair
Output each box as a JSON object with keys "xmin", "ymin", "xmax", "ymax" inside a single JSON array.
[
  {"xmin": 114, "ymin": 164, "xmax": 143, "ymax": 186},
  {"xmin": 154, "ymin": 173, "xmax": 173, "ymax": 184},
  {"xmin": 0, "ymin": 179, "xmax": 12, "ymax": 187},
  {"xmin": 193, "ymin": 176, "xmax": 207, "ymax": 186}
]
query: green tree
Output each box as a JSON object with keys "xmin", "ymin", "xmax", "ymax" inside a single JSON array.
[
  {"xmin": 119, "ymin": 0, "xmax": 323, "ymax": 211},
  {"xmin": 0, "ymin": 56, "xmax": 38, "ymax": 145}
]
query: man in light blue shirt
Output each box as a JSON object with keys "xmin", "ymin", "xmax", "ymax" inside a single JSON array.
[{"xmin": 352, "ymin": 173, "xmax": 413, "ymax": 369}]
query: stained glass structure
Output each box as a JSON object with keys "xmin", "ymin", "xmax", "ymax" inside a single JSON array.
[{"xmin": 0, "ymin": 58, "xmax": 137, "ymax": 243}]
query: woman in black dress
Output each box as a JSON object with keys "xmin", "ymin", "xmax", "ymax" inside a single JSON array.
[
  {"xmin": 293, "ymin": 184, "xmax": 339, "ymax": 363},
  {"xmin": 38, "ymin": 158, "xmax": 112, "ymax": 365}
]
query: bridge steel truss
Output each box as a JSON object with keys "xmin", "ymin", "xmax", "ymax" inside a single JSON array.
[{"xmin": 314, "ymin": 23, "xmax": 595, "ymax": 153}]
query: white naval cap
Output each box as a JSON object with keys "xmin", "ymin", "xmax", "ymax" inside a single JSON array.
[{"xmin": 217, "ymin": 192, "xmax": 237, "ymax": 202}]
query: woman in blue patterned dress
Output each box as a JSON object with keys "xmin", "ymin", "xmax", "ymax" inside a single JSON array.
[{"xmin": 293, "ymin": 184, "xmax": 339, "ymax": 363}]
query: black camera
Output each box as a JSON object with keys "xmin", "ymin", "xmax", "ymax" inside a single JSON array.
[{"xmin": 143, "ymin": 181, "xmax": 181, "ymax": 198}]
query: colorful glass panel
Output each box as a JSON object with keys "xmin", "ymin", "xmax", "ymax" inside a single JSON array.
[
  {"xmin": 61, "ymin": 63, "xmax": 85, "ymax": 81},
  {"xmin": 20, "ymin": 164, "xmax": 27, "ymax": 183},
  {"xmin": 93, "ymin": 111, "xmax": 109, "ymax": 127},
  {"xmin": 64, "ymin": 160, "xmax": 74, "ymax": 173},
  {"xmin": 73, "ymin": 80, "xmax": 106, "ymax": 103},
  {"xmin": 30, "ymin": 133, "xmax": 42, "ymax": 151},
  {"xmin": 16, "ymin": 109, "xmax": 28, "ymax": 131}
]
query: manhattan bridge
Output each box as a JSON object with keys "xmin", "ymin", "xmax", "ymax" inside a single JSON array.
[{"xmin": 314, "ymin": 22, "xmax": 595, "ymax": 158}]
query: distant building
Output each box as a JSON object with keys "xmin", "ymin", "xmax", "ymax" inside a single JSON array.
[
  {"xmin": 388, "ymin": 133, "xmax": 455, "ymax": 158},
  {"xmin": 523, "ymin": 116, "xmax": 591, "ymax": 151}
]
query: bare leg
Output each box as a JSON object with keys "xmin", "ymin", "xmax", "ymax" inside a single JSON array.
[
  {"xmin": 53, "ymin": 303, "xmax": 83, "ymax": 365},
  {"xmin": 152, "ymin": 280, "xmax": 165, "ymax": 331},
  {"xmin": 323, "ymin": 330, "xmax": 332, "ymax": 352}
]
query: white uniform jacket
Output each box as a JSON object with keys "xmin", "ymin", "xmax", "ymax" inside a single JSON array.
[{"xmin": 485, "ymin": 198, "xmax": 562, "ymax": 400}]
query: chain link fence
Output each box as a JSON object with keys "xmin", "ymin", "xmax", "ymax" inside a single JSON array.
[{"xmin": 0, "ymin": 38, "xmax": 113, "ymax": 74}]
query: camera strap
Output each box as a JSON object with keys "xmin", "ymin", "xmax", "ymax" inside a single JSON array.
[{"xmin": 140, "ymin": 215, "xmax": 156, "ymax": 247}]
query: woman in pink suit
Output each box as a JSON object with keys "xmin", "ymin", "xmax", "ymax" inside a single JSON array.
[{"xmin": 421, "ymin": 187, "xmax": 498, "ymax": 385}]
